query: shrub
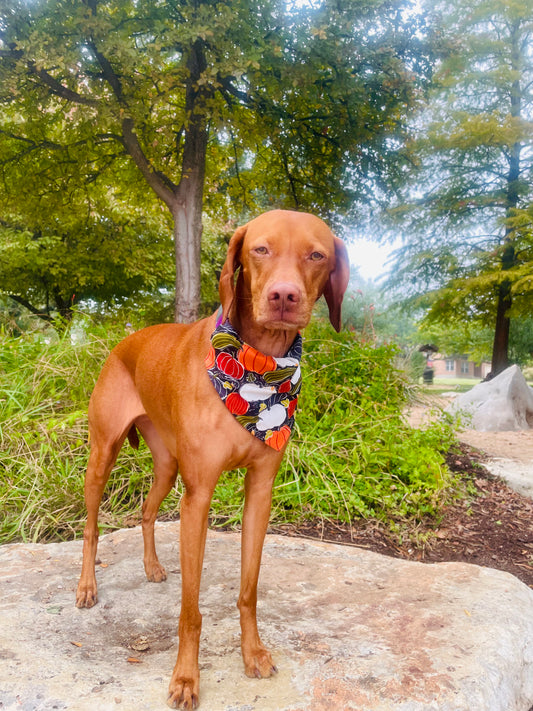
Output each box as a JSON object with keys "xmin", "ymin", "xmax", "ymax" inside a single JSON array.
[
  {"xmin": 0, "ymin": 321, "xmax": 182, "ymax": 542},
  {"xmin": 212, "ymin": 321, "xmax": 457, "ymax": 526},
  {"xmin": 0, "ymin": 318, "xmax": 458, "ymax": 543}
]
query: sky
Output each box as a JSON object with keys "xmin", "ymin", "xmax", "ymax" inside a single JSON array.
[{"xmin": 347, "ymin": 237, "xmax": 399, "ymax": 282}]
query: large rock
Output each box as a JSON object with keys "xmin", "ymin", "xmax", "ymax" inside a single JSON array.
[
  {"xmin": 1, "ymin": 523, "xmax": 532, "ymax": 711},
  {"xmin": 448, "ymin": 364, "xmax": 533, "ymax": 431}
]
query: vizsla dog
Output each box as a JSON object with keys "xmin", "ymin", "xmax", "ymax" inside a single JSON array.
[{"xmin": 75, "ymin": 209, "xmax": 350, "ymax": 709}]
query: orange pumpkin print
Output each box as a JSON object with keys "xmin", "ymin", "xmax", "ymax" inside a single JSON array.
[
  {"xmin": 279, "ymin": 379, "xmax": 291, "ymax": 393},
  {"xmin": 216, "ymin": 352, "xmax": 245, "ymax": 380},
  {"xmin": 265, "ymin": 425, "xmax": 291, "ymax": 451},
  {"xmin": 204, "ymin": 345, "xmax": 216, "ymax": 369},
  {"xmin": 287, "ymin": 397, "xmax": 298, "ymax": 419},
  {"xmin": 206, "ymin": 319, "xmax": 302, "ymax": 449},
  {"xmin": 226, "ymin": 392, "xmax": 249, "ymax": 415},
  {"xmin": 237, "ymin": 344, "xmax": 276, "ymax": 375}
]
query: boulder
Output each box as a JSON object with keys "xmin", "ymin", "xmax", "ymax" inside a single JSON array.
[
  {"xmin": 1, "ymin": 523, "xmax": 532, "ymax": 710},
  {"xmin": 448, "ymin": 364, "xmax": 533, "ymax": 431}
]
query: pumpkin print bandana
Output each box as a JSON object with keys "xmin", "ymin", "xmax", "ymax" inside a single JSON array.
[{"xmin": 205, "ymin": 317, "xmax": 302, "ymax": 451}]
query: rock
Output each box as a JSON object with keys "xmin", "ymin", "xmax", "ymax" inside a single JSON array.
[
  {"xmin": 1, "ymin": 523, "xmax": 532, "ymax": 711},
  {"xmin": 448, "ymin": 365, "xmax": 533, "ymax": 431},
  {"xmin": 483, "ymin": 459, "xmax": 533, "ymax": 499}
]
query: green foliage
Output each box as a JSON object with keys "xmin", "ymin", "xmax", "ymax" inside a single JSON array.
[
  {"xmin": 0, "ymin": 321, "xmax": 182, "ymax": 542},
  {"xmin": 0, "ymin": 0, "xmax": 431, "ymax": 323},
  {"xmin": 277, "ymin": 322, "xmax": 457, "ymax": 524},
  {"xmin": 0, "ymin": 204, "xmax": 175, "ymax": 329},
  {"xmin": 416, "ymin": 321, "xmax": 494, "ymax": 365},
  {"xmin": 199, "ymin": 217, "xmax": 233, "ymax": 316},
  {"xmin": 386, "ymin": 0, "xmax": 533, "ymax": 370},
  {"xmin": 0, "ymin": 319, "xmax": 460, "ymax": 543}
]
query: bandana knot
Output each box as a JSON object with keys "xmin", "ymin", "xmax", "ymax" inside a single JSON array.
[{"xmin": 205, "ymin": 318, "xmax": 302, "ymax": 451}]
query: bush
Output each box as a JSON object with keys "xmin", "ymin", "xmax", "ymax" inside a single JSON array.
[
  {"xmin": 212, "ymin": 321, "xmax": 458, "ymax": 526},
  {"xmin": 0, "ymin": 321, "xmax": 182, "ymax": 542},
  {"xmin": 0, "ymin": 318, "xmax": 459, "ymax": 543}
]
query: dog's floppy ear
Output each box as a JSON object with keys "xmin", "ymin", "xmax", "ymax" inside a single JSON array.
[
  {"xmin": 323, "ymin": 235, "xmax": 350, "ymax": 332},
  {"xmin": 219, "ymin": 224, "xmax": 247, "ymax": 321}
]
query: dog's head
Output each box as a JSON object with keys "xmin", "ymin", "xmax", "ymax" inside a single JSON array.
[{"xmin": 219, "ymin": 210, "xmax": 350, "ymax": 332}]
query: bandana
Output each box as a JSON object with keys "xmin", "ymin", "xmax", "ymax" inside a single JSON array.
[{"xmin": 205, "ymin": 315, "xmax": 302, "ymax": 451}]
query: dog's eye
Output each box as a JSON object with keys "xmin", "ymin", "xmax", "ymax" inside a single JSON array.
[
  {"xmin": 310, "ymin": 251, "xmax": 325, "ymax": 261},
  {"xmin": 253, "ymin": 246, "xmax": 269, "ymax": 255}
]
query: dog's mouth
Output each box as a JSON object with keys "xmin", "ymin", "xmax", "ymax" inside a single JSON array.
[{"xmin": 256, "ymin": 304, "xmax": 310, "ymax": 331}]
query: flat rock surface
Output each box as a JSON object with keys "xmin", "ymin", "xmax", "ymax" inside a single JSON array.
[{"xmin": 1, "ymin": 523, "xmax": 533, "ymax": 711}]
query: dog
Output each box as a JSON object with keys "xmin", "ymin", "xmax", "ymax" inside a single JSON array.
[{"xmin": 75, "ymin": 209, "xmax": 350, "ymax": 709}]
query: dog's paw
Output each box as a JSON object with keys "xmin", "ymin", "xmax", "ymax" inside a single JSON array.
[
  {"xmin": 145, "ymin": 560, "xmax": 167, "ymax": 583},
  {"xmin": 75, "ymin": 579, "xmax": 98, "ymax": 608},
  {"xmin": 167, "ymin": 675, "xmax": 199, "ymax": 710},
  {"xmin": 243, "ymin": 646, "xmax": 277, "ymax": 679}
]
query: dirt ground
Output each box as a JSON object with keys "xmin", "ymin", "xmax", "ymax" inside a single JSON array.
[
  {"xmin": 273, "ymin": 400, "xmax": 533, "ymax": 590},
  {"xmin": 456, "ymin": 428, "xmax": 533, "ymax": 463},
  {"xmin": 408, "ymin": 396, "xmax": 533, "ymax": 463}
]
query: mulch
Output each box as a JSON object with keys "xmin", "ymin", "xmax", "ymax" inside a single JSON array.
[{"xmin": 271, "ymin": 444, "xmax": 533, "ymax": 589}]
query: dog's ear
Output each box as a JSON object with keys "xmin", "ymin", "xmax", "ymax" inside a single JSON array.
[
  {"xmin": 323, "ymin": 235, "xmax": 350, "ymax": 332},
  {"xmin": 219, "ymin": 224, "xmax": 247, "ymax": 321}
]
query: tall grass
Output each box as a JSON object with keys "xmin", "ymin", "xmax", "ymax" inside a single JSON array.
[
  {"xmin": 0, "ymin": 322, "xmax": 181, "ymax": 542},
  {"xmin": 0, "ymin": 319, "xmax": 459, "ymax": 544},
  {"xmin": 210, "ymin": 323, "xmax": 458, "ymax": 528}
]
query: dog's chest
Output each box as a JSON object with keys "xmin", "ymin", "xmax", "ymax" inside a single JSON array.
[{"xmin": 205, "ymin": 320, "xmax": 302, "ymax": 452}]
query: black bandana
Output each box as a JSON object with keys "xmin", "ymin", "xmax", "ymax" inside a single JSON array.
[{"xmin": 205, "ymin": 317, "xmax": 302, "ymax": 451}]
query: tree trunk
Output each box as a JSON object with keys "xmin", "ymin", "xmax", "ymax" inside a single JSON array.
[
  {"xmin": 490, "ymin": 232, "xmax": 517, "ymax": 376},
  {"xmin": 171, "ymin": 40, "xmax": 210, "ymax": 323},
  {"xmin": 491, "ymin": 278, "xmax": 511, "ymax": 375},
  {"xmin": 490, "ymin": 22, "xmax": 521, "ymax": 376},
  {"xmin": 119, "ymin": 38, "xmax": 210, "ymax": 324},
  {"xmin": 172, "ymin": 192, "xmax": 204, "ymax": 324}
]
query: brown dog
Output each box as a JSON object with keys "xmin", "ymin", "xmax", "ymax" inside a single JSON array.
[{"xmin": 75, "ymin": 209, "xmax": 350, "ymax": 709}]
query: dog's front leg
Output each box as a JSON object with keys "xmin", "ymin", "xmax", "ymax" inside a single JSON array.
[
  {"xmin": 238, "ymin": 462, "xmax": 280, "ymax": 679},
  {"xmin": 168, "ymin": 479, "xmax": 217, "ymax": 710}
]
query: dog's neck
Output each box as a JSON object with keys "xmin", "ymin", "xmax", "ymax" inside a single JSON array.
[{"xmin": 228, "ymin": 301, "xmax": 299, "ymax": 358}]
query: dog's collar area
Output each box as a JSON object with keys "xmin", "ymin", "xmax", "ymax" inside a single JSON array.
[{"xmin": 205, "ymin": 314, "xmax": 302, "ymax": 451}]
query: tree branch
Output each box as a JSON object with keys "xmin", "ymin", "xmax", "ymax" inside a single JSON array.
[
  {"xmin": 27, "ymin": 62, "xmax": 99, "ymax": 107},
  {"xmin": 7, "ymin": 294, "xmax": 55, "ymax": 324},
  {"xmin": 85, "ymin": 31, "xmax": 178, "ymax": 209},
  {"xmin": 121, "ymin": 117, "xmax": 177, "ymax": 209},
  {"xmin": 1, "ymin": 42, "xmax": 98, "ymax": 107},
  {"xmin": 88, "ymin": 41, "xmax": 125, "ymax": 104},
  {"xmin": 217, "ymin": 76, "xmax": 250, "ymax": 105}
]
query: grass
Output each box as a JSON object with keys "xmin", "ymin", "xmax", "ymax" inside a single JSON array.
[
  {"xmin": 0, "ymin": 318, "xmax": 463, "ymax": 544},
  {"xmin": 420, "ymin": 378, "xmax": 480, "ymax": 395}
]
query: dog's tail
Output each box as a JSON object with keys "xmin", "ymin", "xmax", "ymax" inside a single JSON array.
[{"xmin": 127, "ymin": 425, "xmax": 140, "ymax": 450}]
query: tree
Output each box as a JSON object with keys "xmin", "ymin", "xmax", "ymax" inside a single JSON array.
[
  {"xmin": 0, "ymin": 205, "xmax": 174, "ymax": 330},
  {"xmin": 416, "ymin": 315, "xmax": 533, "ymax": 367},
  {"xmin": 0, "ymin": 108, "xmax": 174, "ymax": 329},
  {"xmin": 0, "ymin": 0, "xmax": 428, "ymax": 323},
  {"xmin": 386, "ymin": 0, "xmax": 533, "ymax": 375}
]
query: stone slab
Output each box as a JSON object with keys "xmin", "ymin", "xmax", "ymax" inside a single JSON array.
[{"xmin": 0, "ymin": 523, "xmax": 532, "ymax": 711}]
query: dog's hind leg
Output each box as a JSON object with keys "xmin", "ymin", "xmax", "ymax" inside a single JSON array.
[
  {"xmin": 135, "ymin": 415, "xmax": 179, "ymax": 583},
  {"xmin": 75, "ymin": 436, "xmax": 126, "ymax": 608},
  {"xmin": 76, "ymin": 355, "xmax": 144, "ymax": 608}
]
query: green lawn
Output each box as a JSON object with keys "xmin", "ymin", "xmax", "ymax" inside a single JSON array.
[{"xmin": 421, "ymin": 377, "xmax": 480, "ymax": 394}]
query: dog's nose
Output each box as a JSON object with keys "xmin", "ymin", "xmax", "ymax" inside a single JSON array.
[{"xmin": 268, "ymin": 282, "xmax": 302, "ymax": 308}]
